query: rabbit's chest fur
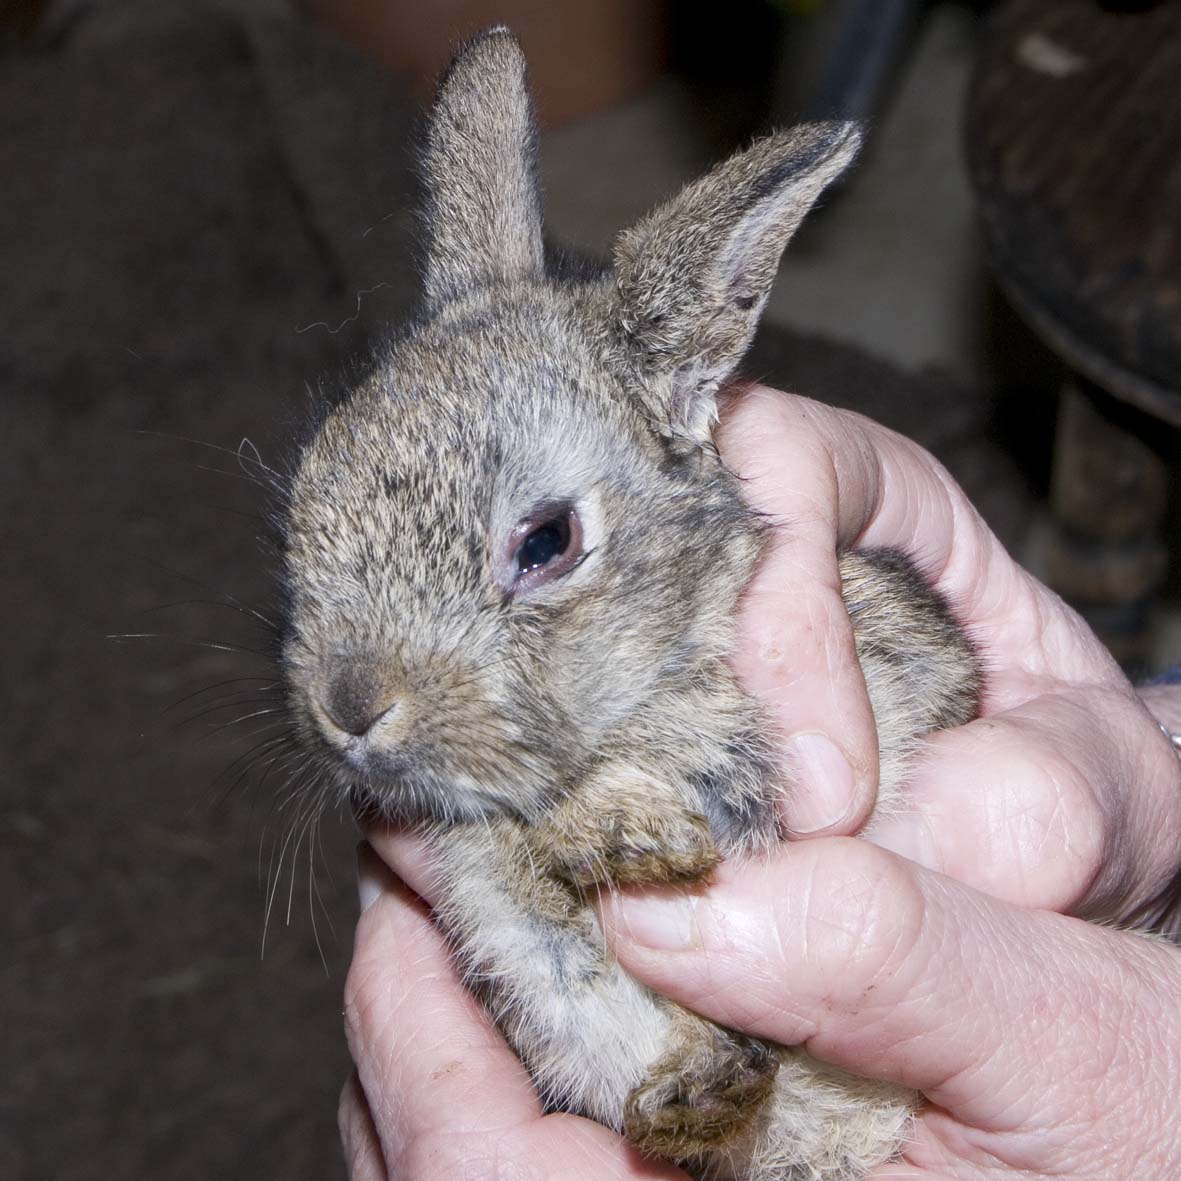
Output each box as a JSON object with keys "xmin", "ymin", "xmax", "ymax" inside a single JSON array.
[{"xmin": 279, "ymin": 28, "xmax": 982, "ymax": 1181}]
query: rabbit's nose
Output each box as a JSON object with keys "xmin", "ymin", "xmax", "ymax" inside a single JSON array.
[{"xmin": 319, "ymin": 670, "xmax": 402, "ymax": 738}]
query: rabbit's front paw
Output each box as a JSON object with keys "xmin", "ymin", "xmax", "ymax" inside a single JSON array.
[
  {"xmin": 624, "ymin": 1023, "xmax": 778, "ymax": 1157},
  {"xmin": 546, "ymin": 806, "xmax": 719, "ymax": 890}
]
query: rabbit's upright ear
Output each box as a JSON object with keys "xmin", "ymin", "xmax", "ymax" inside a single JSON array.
[
  {"xmin": 614, "ymin": 122, "xmax": 861, "ymax": 446},
  {"xmin": 421, "ymin": 28, "xmax": 544, "ymax": 304}
]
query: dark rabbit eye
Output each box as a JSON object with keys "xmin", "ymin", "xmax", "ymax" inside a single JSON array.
[
  {"xmin": 506, "ymin": 505, "xmax": 584, "ymax": 593},
  {"xmin": 516, "ymin": 516, "xmax": 571, "ymax": 573}
]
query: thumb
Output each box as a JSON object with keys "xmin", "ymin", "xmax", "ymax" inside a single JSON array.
[{"xmin": 597, "ymin": 837, "xmax": 1170, "ymax": 1134}]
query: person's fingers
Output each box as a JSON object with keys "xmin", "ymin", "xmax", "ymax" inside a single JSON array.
[
  {"xmin": 866, "ymin": 684, "xmax": 1181, "ymax": 921},
  {"xmin": 339, "ymin": 1070, "xmax": 388, "ymax": 1181},
  {"xmin": 724, "ymin": 387, "xmax": 1123, "ymax": 697},
  {"xmin": 719, "ymin": 386, "xmax": 1026, "ymax": 835},
  {"xmin": 720, "ymin": 386, "xmax": 1169, "ymax": 916},
  {"xmin": 719, "ymin": 389, "xmax": 881, "ymax": 835},
  {"xmin": 345, "ymin": 843, "xmax": 541, "ymax": 1168},
  {"xmin": 597, "ymin": 837, "xmax": 1179, "ymax": 1139}
]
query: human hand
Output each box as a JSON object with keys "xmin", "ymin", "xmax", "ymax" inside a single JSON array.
[
  {"xmin": 342, "ymin": 385, "xmax": 1181, "ymax": 1181},
  {"xmin": 598, "ymin": 836, "xmax": 1181, "ymax": 1180},
  {"xmin": 721, "ymin": 385, "xmax": 1181, "ymax": 926},
  {"xmin": 339, "ymin": 841, "xmax": 688, "ymax": 1181}
]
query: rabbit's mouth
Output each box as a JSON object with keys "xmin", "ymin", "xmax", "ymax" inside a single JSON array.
[
  {"xmin": 287, "ymin": 646, "xmax": 570, "ymax": 825},
  {"xmin": 297, "ymin": 691, "xmax": 554, "ymax": 823}
]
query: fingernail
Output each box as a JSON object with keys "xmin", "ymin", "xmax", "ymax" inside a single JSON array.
[
  {"xmin": 608, "ymin": 890, "xmax": 704, "ymax": 952},
  {"xmin": 356, "ymin": 841, "xmax": 383, "ymax": 913},
  {"xmin": 783, "ymin": 733, "xmax": 857, "ymax": 834}
]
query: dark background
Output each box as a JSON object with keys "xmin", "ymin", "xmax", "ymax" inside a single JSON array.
[{"xmin": 2, "ymin": 2, "xmax": 1172, "ymax": 1179}]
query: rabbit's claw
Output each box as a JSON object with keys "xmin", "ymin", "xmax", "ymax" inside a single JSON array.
[{"xmin": 624, "ymin": 1027, "xmax": 778, "ymax": 1157}]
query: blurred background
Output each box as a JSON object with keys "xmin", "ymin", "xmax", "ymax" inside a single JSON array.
[{"xmin": 3, "ymin": 1, "xmax": 1179, "ymax": 1178}]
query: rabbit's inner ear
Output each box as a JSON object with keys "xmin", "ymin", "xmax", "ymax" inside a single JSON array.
[
  {"xmin": 613, "ymin": 122, "xmax": 861, "ymax": 447},
  {"xmin": 421, "ymin": 28, "xmax": 544, "ymax": 304}
]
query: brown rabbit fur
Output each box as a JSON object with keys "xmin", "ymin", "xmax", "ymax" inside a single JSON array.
[{"xmin": 280, "ymin": 28, "xmax": 980, "ymax": 1181}]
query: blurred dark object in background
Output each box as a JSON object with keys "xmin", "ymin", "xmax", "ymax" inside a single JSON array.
[
  {"xmin": 2, "ymin": 3, "xmax": 416, "ymax": 1178},
  {"xmin": 966, "ymin": 0, "xmax": 1181, "ymax": 665},
  {"xmin": 308, "ymin": 0, "xmax": 669, "ymax": 126},
  {"xmin": 1098, "ymin": 0, "xmax": 1169, "ymax": 11},
  {"xmin": 0, "ymin": 0, "xmax": 45, "ymax": 42},
  {"xmin": 780, "ymin": 0, "xmax": 927, "ymax": 124},
  {"xmin": 303, "ymin": 0, "xmax": 945, "ymax": 155}
]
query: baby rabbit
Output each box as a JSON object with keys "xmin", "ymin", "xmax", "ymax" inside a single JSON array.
[{"xmin": 280, "ymin": 28, "xmax": 980, "ymax": 1181}]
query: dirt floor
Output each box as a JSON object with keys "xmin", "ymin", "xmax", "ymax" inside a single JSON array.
[{"xmin": 3, "ymin": 4, "xmax": 1048, "ymax": 1180}]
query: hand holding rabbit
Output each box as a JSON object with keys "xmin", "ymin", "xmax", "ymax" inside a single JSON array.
[{"xmin": 343, "ymin": 393, "xmax": 1181, "ymax": 1181}]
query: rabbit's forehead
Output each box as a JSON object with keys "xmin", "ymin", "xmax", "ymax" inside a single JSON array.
[
  {"xmin": 377, "ymin": 310, "xmax": 646, "ymax": 497},
  {"xmin": 289, "ymin": 344, "xmax": 640, "ymax": 579}
]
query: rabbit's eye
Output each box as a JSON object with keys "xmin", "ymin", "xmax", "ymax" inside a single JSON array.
[
  {"xmin": 507, "ymin": 505, "xmax": 583, "ymax": 592},
  {"xmin": 517, "ymin": 515, "xmax": 570, "ymax": 572}
]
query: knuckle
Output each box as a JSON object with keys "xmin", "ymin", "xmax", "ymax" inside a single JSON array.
[
  {"xmin": 718, "ymin": 388, "xmax": 802, "ymax": 467},
  {"xmin": 343, "ymin": 944, "xmax": 394, "ymax": 1046},
  {"xmin": 739, "ymin": 383, "xmax": 811, "ymax": 436},
  {"xmin": 396, "ymin": 1130, "xmax": 540, "ymax": 1181},
  {"xmin": 990, "ymin": 724, "xmax": 1107, "ymax": 906},
  {"xmin": 745, "ymin": 578, "xmax": 850, "ymax": 665},
  {"xmin": 787, "ymin": 839, "xmax": 926, "ymax": 1009}
]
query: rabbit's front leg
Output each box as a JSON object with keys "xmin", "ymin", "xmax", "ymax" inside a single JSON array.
[
  {"xmin": 531, "ymin": 670, "xmax": 778, "ymax": 890},
  {"xmin": 428, "ymin": 818, "xmax": 683, "ymax": 1128},
  {"xmin": 532, "ymin": 763, "xmax": 721, "ymax": 890}
]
